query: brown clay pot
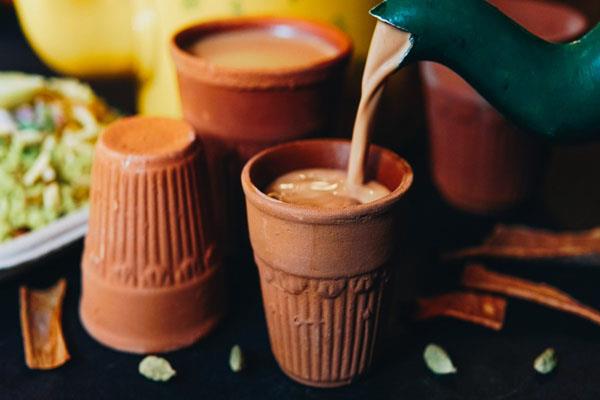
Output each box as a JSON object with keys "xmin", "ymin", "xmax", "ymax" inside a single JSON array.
[
  {"xmin": 171, "ymin": 17, "xmax": 352, "ymax": 251},
  {"xmin": 80, "ymin": 116, "xmax": 225, "ymax": 353},
  {"xmin": 422, "ymin": 0, "xmax": 588, "ymax": 214},
  {"xmin": 241, "ymin": 139, "xmax": 413, "ymax": 387}
]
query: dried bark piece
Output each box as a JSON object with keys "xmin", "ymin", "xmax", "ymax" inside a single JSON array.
[
  {"xmin": 416, "ymin": 292, "xmax": 507, "ymax": 330},
  {"xmin": 462, "ymin": 264, "xmax": 600, "ymax": 326},
  {"xmin": 446, "ymin": 225, "xmax": 600, "ymax": 260},
  {"xmin": 20, "ymin": 279, "xmax": 70, "ymax": 369}
]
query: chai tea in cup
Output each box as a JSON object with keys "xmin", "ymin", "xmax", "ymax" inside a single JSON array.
[
  {"xmin": 187, "ymin": 26, "xmax": 339, "ymax": 70},
  {"xmin": 241, "ymin": 21, "xmax": 414, "ymax": 387},
  {"xmin": 265, "ymin": 168, "xmax": 390, "ymax": 208},
  {"xmin": 241, "ymin": 139, "xmax": 413, "ymax": 388}
]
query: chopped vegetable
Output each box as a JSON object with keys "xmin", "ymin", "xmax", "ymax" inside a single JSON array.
[
  {"xmin": 0, "ymin": 73, "xmax": 44, "ymax": 108},
  {"xmin": 0, "ymin": 72, "xmax": 119, "ymax": 242}
]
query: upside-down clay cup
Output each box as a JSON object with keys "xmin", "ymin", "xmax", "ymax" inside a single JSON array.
[
  {"xmin": 241, "ymin": 139, "xmax": 413, "ymax": 387},
  {"xmin": 422, "ymin": 0, "xmax": 587, "ymax": 214},
  {"xmin": 171, "ymin": 17, "xmax": 353, "ymax": 251},
  {"xmin": 80, "ymin": 117, "xmax": 225, "ymax": 353}
]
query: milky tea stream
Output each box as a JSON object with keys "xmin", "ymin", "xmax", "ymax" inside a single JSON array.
[{"xmin": 266, "ymin": 21, "xmax": 413, "ymax": 206}]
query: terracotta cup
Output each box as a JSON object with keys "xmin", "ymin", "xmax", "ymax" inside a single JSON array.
[
  {"xmin": 421, "ymin": 0, "xmax": 587, "ymax": 214},
  {"xmin": 80, "ymin": 116, "xmax": 225, "ymax": 353},
  {"xmin": 171, "ymin": 17, "xmax": 353, "ymax": 250},
  {"xmin": 241, "ymin": 139, "xmax": 413, "ymax": 387}
]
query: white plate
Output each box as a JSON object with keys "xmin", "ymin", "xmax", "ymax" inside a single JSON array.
[{"xmin": 0, "ymin": 208, "xmax": 88, "ymax": 270}]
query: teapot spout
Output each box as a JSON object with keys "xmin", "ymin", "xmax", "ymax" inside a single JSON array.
[{"xmin": 371, "ymin": 0, "xmax": 600, "ymax": 141}]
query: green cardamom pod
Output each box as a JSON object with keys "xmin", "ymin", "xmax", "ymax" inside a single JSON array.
[
  {"xmin": 423, "ymin": 343, "xmax": 457, "ymax": 375},
  {"xmin": 534, "ymin": 348, "xmax": 557, "ymax": 374},
  {"xmin": 138, "ymin": 355, "xmax": 176, "ymax": 382},
  {"xmin": 229, "ymin": 345, "xmax": 245, "ymax": 373}
]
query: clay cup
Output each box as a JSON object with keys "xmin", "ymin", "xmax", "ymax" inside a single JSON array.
[
  {"xmin": 241, "ymin": 139, "xmax": 413, "ymax": 387},
  {"xmin": 171, "ymin": 17, "xmax": 353, "ymax": 250},
  {"xmin": 80, "ymin": 117, "xmax": 225, "ymax": 353}
]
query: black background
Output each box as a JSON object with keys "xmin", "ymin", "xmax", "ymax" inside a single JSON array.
[{"xmin": 3, "ymin": 3, "xmax": 600, "ymax": 399}]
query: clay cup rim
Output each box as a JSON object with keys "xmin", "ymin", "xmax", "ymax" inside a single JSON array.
[
  {"xmin": 241, "ymin": 139, "xmax": 413, "ymax": 224},
  {"xmin": 95, "ymin": 116, "xmax": 199, "ymax": 169},
  {"xmin": 171, "ymin": 16, "xmax": 353, "ymax": 89}
]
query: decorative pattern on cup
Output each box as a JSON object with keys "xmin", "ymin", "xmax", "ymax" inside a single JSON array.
[
  {"xmin": 83, "ymin": 117, "xmax": 219, "ymax": 288},
  {"xmin": 257, "ymin": 259, "xmax": 392, "ymax": 387}
]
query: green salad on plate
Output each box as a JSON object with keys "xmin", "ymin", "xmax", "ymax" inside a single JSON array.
[{"xmin": 0, "ymin": 72, "xmax": 119, "ymax": 243}]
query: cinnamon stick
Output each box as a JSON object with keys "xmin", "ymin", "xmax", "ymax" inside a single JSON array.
[
  {"xmin": 462, "ymin": 264, "xmax": 600, "ymax": 326},
  {"xmin": 446, "ymin": 225, "xmax": 600, "ymax": 260},
  {"xmin": 20, "ymin": 279, "xmax": 70, "ymax": 369},
  {"xmin": 416, "ymin": 291, "xmax": 507, "ymax": 330}
]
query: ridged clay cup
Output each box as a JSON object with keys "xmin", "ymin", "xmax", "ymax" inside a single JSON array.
[
  {"xmin": 241, "ymin": 139, "xmax": 413, "ymax": 387},
  {"xmin": 80, "ymin": 116, "xmax": 225, "ymax": 353}
]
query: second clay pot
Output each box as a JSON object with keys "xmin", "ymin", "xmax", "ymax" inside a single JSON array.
[{"xmin": 171, "ymin": 17, "xmax": 353, "ymax": 250}]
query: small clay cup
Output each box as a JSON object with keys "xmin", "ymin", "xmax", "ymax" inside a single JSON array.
[
  {"xmin": 171, "ymin": 17, "xmax": 353, "ymax": 251},
  {"xmin": 80, "ymin": 117, "xmax": 225, "ymax": 353},
  {"xmin": 421, "ymin": 0, "xmax": 587, "ymax": 214},
  {"xmin": 241, "ymin": 139, "xmax": 413, "ymax": 387}
]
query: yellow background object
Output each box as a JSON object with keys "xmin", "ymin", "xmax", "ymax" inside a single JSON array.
[{"xmin": 15, "ymin": 0, "xmax": 378, "ymax": 116}]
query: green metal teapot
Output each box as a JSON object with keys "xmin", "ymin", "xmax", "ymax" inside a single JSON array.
[{"xmin": 371, "ymin": 0, "xmax": 600, "ymax": 141}]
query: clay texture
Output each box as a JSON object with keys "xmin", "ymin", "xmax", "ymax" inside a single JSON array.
[
  {"xmin": 421, "ymin": 0, "xmax": 587, "ymax": 214},
  {"xmin": 80, "ymin": 117, "xmax": 225, "ymax": 354},
  {"xmin": 241, "ymin": 139, "xmax": 413, "ymax": 387},
  {"xmin": 258, "ymin": 264, "xmax": 392, "ymax": 387},
  {"xmin": 171, "ymin": 17, "xmax": 352, "ymax": 250}
]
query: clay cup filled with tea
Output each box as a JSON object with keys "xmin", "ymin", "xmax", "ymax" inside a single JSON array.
[
  {"xmin": 421, "ymin": 0, "xmax": 587, "ymax": 214},
  {"xmin": 171, "ymin": 17, "xmax": 352, "ymax": 251},
  {"xmin": 80, "ymin": 117, "xmax": 225, "ymax": 353},
  {"xmin": 241, "ymin": 139, "xmax": 413, "ymax": 387}
]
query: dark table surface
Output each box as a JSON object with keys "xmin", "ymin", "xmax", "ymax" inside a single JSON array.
[{"xmin": 3, "ymin": 5, "xmax": 600, "ymax": 400}]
